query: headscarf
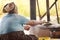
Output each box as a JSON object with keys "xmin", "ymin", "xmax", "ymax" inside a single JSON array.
[{"xmin": 3, "ymin": 2, "xmax": 18, "ymax": 14}]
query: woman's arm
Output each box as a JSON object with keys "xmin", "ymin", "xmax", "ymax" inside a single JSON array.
[
  {"xmin": 24, "ymin": 20, "xmax": 43, "ymax": 30},
  {"xmin": 26, "ymin": 20, "xmax": 43, "ymax": 26}
]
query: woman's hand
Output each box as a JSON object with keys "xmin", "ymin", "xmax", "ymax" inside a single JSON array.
[
  {"xmin": 35, "ymin": 20, "xmax": 43, "ymax": 25},
  {"xmin": 24, "ymin": 25, "xmax": 30, "ymax": 30}
]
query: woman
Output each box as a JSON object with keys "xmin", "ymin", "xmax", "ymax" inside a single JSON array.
[
  {"xmin": 0, "ymin": 2, "xmax": 38, "ymax": 40},
  {"xmin": 0, "ymin": 2, "xmax": 29, "ymax": 34}
]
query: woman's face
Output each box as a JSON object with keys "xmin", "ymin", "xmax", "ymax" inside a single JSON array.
[{"xmin": 4, "ymin": 2, "xmax": 15, "ymax": 12}]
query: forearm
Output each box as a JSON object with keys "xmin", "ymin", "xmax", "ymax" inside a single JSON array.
[
  {"xmin": 26, "ymin": 20, "xmax": 43, "ymax": 26},
  {"xmin": 26, "ymin": 20, "xmax": 35, "ymax": 26}
]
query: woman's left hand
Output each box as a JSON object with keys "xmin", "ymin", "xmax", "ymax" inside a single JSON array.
[{"xmin": 24, "ymin": 25, "xmax": 30, "ymax": 30}]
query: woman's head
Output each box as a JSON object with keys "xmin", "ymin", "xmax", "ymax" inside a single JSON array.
[{"xmin": 3, "ymin": 2, "xmax": 18, "ymax": 14}]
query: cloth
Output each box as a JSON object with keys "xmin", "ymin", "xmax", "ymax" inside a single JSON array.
[
  {"xmin": 29, "ymin": 25, "xmax": 50, "ymax": 37},
  {"xmin": 0, "ymin": 14, "xmax": 29, "ymax": 34}
]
